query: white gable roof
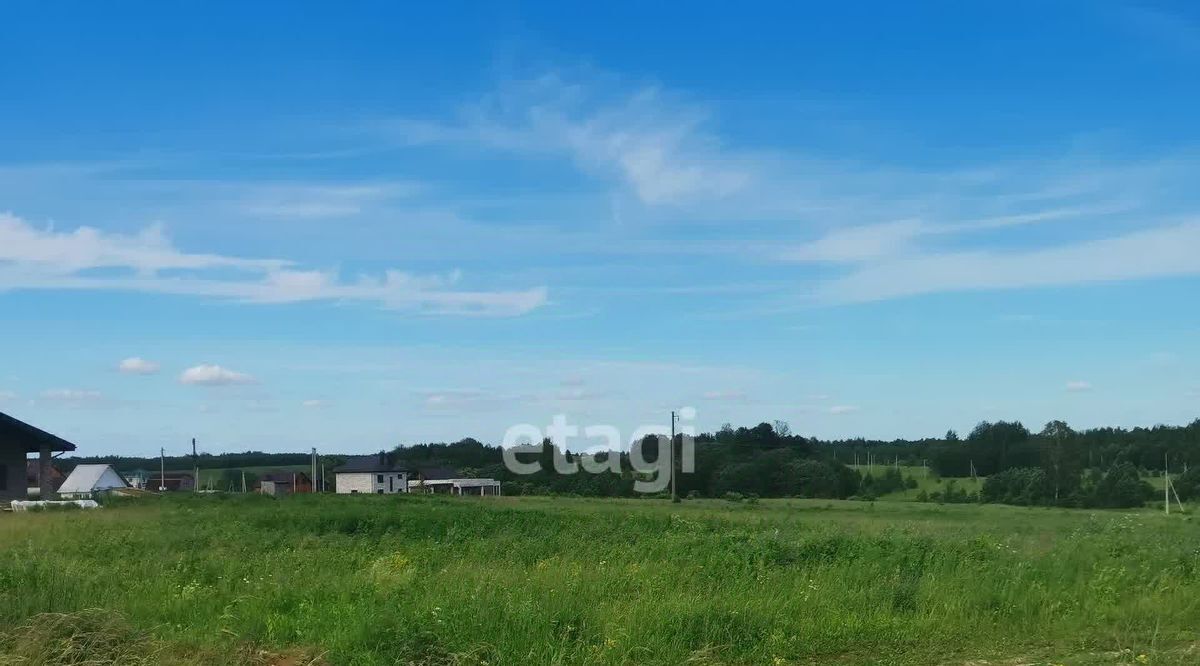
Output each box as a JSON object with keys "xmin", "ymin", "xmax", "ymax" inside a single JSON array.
[{"xmin": 58, "ymin": 464, "xmax": 129, "ymax": 494}]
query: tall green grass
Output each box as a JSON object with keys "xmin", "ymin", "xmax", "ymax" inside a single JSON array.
[{"xmin": 1, "ymin": 495, "xmax": 1198, "ymax": 664}]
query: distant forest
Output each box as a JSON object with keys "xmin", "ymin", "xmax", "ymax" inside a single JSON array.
[{"xmin": 64, "ymin": 418, "xmax": 1200, "ymax": 509}]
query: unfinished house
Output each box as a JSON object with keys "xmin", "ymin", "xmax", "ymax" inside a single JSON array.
[
  {"xmin": 334, "ymin": 453, "xmax": 409, "ymax": 494},
  {"xmin": 0, "ymin": 411, "xmax": 77, "ymax": 504}
]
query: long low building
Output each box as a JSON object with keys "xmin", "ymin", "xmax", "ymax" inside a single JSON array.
[
  {"xmin": 333, "ymin": 455, "xmax": 500, "ymax": 496},
  {"xmin": 408, "ymin": 477, "xmax": 501, "ymax": 496}
]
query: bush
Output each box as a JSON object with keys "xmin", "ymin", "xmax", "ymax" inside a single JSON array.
[
  {"xmin": 982, "ymin": 468, "xmax": 1050, "ymax": 506},
  {"xmin": 1084, "ymin": 463, "xmax": 1154, "ymax": 509}
]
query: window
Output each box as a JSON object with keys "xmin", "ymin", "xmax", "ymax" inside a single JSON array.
[
  {"xmin": 351, "ymin": 490, "xmax": 359, "ymax": 494},
  {"xmin": 376, "ymin": 489, "xmax": 383, "ymax": 494},
  {"xmin": 376, "ymin": 474, "xmax": 383, "ymax": 483}
]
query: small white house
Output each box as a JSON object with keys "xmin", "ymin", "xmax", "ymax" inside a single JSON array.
[
  {"xmin": 57, "ymin": 464, "xmax": 129, "ymax": 499},
  {"xmin": 334, "ymin": 454, "xmax": 409, "ymax": 494}
]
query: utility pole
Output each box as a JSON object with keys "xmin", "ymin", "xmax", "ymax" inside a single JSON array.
[
  {"xmin": 670, "ymin": 410, "xmax": 680, "ymax": 503},
  {"xmin": 311, "ymin": 447, "xmax": 317, "ymax": 493},
  {"xmin": 1166, "ymin": 453, "xmax": 1171, "ymax": 515},
  {"xmin": 241, "ymin": 470, "xmax": 246, "ymax": 493},
  {"xmin": 159, "ymin": 447, "xmax": 166, "ymax": 492},
  {"xmin": 192, "ymin": 438, "xmax": 199, "ymax": 493}
]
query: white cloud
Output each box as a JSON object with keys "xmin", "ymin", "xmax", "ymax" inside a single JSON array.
[
  {"xmin": 0, "ymin": 212, "xmax": 282, "ymax": 274},
  {"xmin": 0, "ymin": 390, "xmax": 16, "ymax": 402},
  {"xmin": 0, "ymin": 212, "xmax": 547, "ymax": 316},
  {"xmin": 118, "ymin": 357, "xmax": 160, "ymax": 375},
  {"xmin": 180, "ymin": 364, "xmax": 256, "ymax": 386},
  {"xmin": 302, "ymin": 399, "xmax": 330, "ymax": 409},
  {"xmin": 828, "ymin": 405, "xmax": 861, "ymax": 415},
  {"xmin": 1065, "ymin": 380, "xmax": 1093, "ymax": 393}
]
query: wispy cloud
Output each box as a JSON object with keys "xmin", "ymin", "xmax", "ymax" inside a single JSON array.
[
  {"xmin": 701, "ymin": 390, "xmax": 748, "ymax": 402},
  {"xmin": 118, "ymin": 357, "xmax": 160, "ymax": 375},
  {"xmin": 237, "ymin": 181, "xmax": 422, "ymax": 219},
  {"xmin": 0, "ymin": 212, "xmax": 547, "ymax": 316},
  {"xmin": 375, "ymin": 70, "xmax": 1200, "ymax": 310},
  {"xmin": 1065, "ymin": 380, "xmax": 1093, "ymax": 393},
  {"xmin": 828, "ymin": 405, "xmax": 861, "ymax": 415},
  {"xmin": 812, "ymin": 220, "xmax": 1200, "ymax": 304},
  {"xmin": 38, "ymin": 388, "xmax": 105, "ymax": 406},
  {"xmin": 416, "ymin": 389, "xmax": 521, "ymax": 414},
  {"xmin": 381, "ymin": 73, "xmax": 753, "ymax": 206}
]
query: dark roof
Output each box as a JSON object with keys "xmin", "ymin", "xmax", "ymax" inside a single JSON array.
[
  {"xmin": 413, "ymin": 466, "xmax": 461, "ymax": 481},
  {"xmin": 0, "ymin": 411, "xmax": 78, "ymax": 453},
  {"xmin": 334, "ymin": 455, "xmax": 411, "ymax": 473}
]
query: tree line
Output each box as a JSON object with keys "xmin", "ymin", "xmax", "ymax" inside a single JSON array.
[{"xmin": 61, "ymin": 417, "xmax": 1200, "ymax": 508}]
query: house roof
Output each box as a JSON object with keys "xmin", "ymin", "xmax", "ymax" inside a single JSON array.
[
  {"xmin": 58, "ymin": 464, "xmax": 129, "ymax": 494},
  {"xmin": 0, "ymin": 411, "xmax": 78, "ymax": 453},
  {"xmin": 334, "ymin": 455, "xmax": 411, "ymax": 473}
]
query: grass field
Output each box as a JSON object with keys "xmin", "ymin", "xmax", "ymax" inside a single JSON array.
[{"xmin": 2, "ymin": 495, "xmax": 1198, "ymax": 665}]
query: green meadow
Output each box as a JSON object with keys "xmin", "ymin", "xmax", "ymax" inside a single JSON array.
[{"xmin": 1, "ymin": 494, "xmax": 1198, "ymax": 665}]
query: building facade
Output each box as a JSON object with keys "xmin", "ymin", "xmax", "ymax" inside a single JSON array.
[{"xmin": 334, "ymin": 454, "xmax": 409, "ymax": 494}]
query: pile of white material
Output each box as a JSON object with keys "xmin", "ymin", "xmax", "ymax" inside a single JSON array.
[{"xmin": 9, "ymin": 500, "xmax": 101, "ymax": 512}]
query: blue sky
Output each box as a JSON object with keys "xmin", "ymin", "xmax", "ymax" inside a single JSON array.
[{"xmin": 2, "ymin": 1, "xmax": 1199, "ymax": 457}]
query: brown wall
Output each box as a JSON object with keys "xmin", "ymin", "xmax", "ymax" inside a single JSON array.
[{"xmin": 0, "ymin": 441, "xmax": 25, "ymax": 502}]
